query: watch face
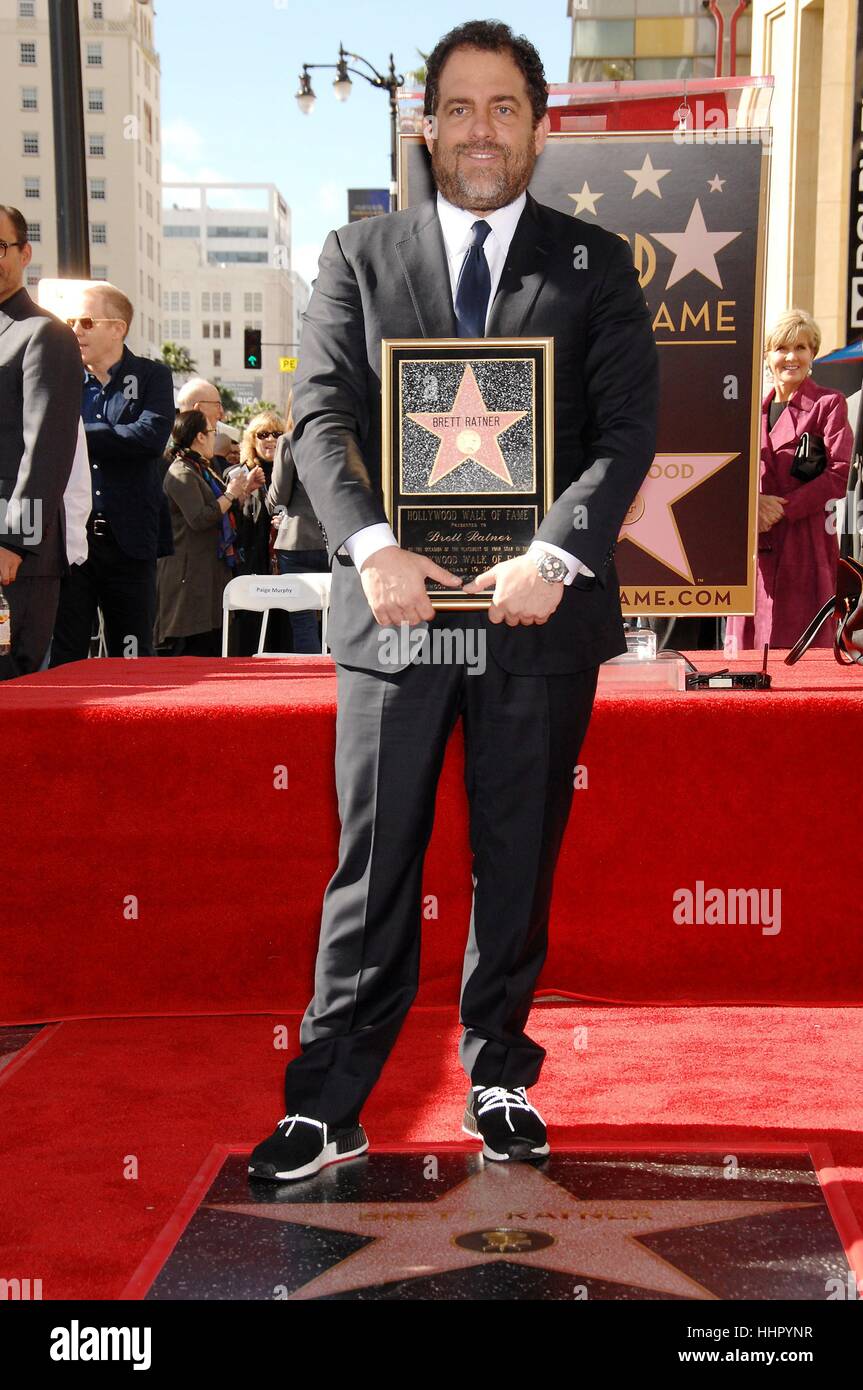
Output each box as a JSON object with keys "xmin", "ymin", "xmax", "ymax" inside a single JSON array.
[{"xmin": 539, "ymin": 553, "xmax": 566, "ymax": 581}]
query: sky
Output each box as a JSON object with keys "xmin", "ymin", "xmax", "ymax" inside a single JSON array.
[{"xmin": 156, "ymin": 0, "xmax": 573, "ymax": 287}]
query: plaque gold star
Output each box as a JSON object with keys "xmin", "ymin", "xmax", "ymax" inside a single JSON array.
[{"xmin": 406, "ymin": 364, "xmax": 526, "ymax": 488}]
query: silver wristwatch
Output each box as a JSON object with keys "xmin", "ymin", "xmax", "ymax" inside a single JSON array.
[{"xmin": 530, "ymin": 549, "xmax": 568, "ymax": 584}]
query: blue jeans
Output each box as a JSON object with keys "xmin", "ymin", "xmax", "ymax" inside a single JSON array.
[{"xmin": 276, "ymin": 548, "xmax": 330, "ymax": 653}]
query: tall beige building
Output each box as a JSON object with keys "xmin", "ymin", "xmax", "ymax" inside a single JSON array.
[
  {"xmin": 750, "ymin": 0, "xmax": 855, "ymax": 355},
  {"xmin": 0, "ymin": 0, "xmax": 162, "ymax": 357},
  {"xmin": 162, "ymin": 182, "xmax": 306, "ymax": 414}
]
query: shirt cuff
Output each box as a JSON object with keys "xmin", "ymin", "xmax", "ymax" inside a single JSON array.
[
  {"xmin": 527, "ymin": 540, "xmax": 594, "ymax": 585},
  {"xmin": 344, "ymin": 522, "xmax": 399, "ymax": 571}
]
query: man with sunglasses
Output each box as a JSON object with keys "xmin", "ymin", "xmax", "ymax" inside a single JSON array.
[
  {"xmin": 49, "ymin": 281, "xmax": 174, "ymax": 665},
  {"xmin": 0, "ymin": 206, "xmax": 82, "ymax": 680}
]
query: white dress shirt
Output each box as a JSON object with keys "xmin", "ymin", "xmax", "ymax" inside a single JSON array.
[
  {"xmin": 343, "ymin": 189, "xmax": 593, "ymax": 582},
  {"xmin": 64, "ymin": 419, "xmax": 93, "ymax": 567}
]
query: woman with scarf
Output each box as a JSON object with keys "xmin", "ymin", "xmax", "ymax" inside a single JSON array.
[{"xmin": 155, "ymin": 409, "xmax": 253, "ymax": 656}]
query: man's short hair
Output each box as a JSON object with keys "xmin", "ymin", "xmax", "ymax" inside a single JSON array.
[
  {"xmin": 423, "ymin": 20, "xmax": 548, "ymax": 127},
  {"xmin": 0, "ymin": 205, "xmax": 29, "ymax": 246},
  {"xmin": 91, "ymin": 281, "xmax": 134, "ymax": 338}
]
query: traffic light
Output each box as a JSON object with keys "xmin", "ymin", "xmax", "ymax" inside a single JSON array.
[{"xmin": 243, "ymin": 328, "xmax": 262, "ymax": 370}]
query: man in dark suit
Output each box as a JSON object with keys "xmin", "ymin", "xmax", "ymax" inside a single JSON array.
[
  {"xmin": 250, "ymin": 20, "xmax": 659, "ymax": 1182},
  {"xmin": 0, "ymin": 207, "xmax": 82, "ymax": 680},
  {"xmin": 50, "ymin": 283, "xmax": 174, "ymax": 664}
]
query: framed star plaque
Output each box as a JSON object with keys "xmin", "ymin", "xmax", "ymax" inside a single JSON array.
[{"xmin": 381, "ymin": 337, "xmax": 555, "ymax": 609}]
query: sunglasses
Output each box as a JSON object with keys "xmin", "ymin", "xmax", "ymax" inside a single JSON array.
[
  {"xmin": 255, "ymin": 430, "xmax": 282, "ymax": 440},
  {"xmin": 65, "ymin": 316, "xmax": 125, "ymax": 330}
]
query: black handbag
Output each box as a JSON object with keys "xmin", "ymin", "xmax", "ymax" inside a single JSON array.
[
  {"xmin": 790, "ymin": 431, "xmax": 828, "ymax": 482},
  {"xmin": 785, "ymin": 553, "xmax": 863, "ymax": 664}
]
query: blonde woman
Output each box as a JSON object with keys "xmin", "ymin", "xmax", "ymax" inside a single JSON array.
[
  {"xmin": 726, "ymin": 309, "xmax": 852, "ymax": 651},
  {"xmin": 233, "ymin": 409, "xmax": 285, "ymax": 654}
]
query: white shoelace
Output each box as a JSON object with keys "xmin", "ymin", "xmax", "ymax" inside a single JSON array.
[
  {"xmin": 277, "ymin": 1114, "xmax": 326, "ymax": 1140},
  {"xmin": 474, "ymin": 1086, "xmax": 538, "ymax": 1133}
]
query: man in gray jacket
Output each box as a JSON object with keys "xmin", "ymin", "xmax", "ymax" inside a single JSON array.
[{"xmin": 0, "ymin": 207, "xmax": 82, "ymax": 679}]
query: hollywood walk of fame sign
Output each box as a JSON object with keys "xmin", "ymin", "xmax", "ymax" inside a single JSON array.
[
  {"xmin": 399, "ymin": 130, "xmax": 770, "ymax": 614},
  {"xmin": 381, "ymin": 337, "xmax": 555, "ymax": 609}
]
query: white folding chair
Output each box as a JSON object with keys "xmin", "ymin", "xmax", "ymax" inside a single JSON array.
[{"xmin": 221, "ymin": 573, "xmax": 331, "ymax": 656}]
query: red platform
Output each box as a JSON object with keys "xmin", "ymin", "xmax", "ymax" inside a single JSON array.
[{"xmin": 2, "ymin": 648, "xmax": 861, "ymax": 1023}]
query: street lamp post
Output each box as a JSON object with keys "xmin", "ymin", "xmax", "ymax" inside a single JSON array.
[
  {"xmin": 48, "ymin": 0, "xmax": 90, "ymax": 276},
  {"xmin": 296, "ymin": 43, "xmax": 406, "ymax": 212}
]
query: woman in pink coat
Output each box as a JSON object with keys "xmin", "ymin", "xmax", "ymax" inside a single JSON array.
[{"xmin": 727, "ymin": 309, "xmax": 853, "ymax": 651}]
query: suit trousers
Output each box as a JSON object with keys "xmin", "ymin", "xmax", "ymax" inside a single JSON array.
[
  {"xmin": 282, "ymin": 614, "xmax": 600, "ymax": 1130},
  {"xmin": 50, "ymin": 519, "xmax": 156, "ymax": 664},
  {"xmin": 0, "ymin": 574, "xmax": 60, "ymax": 681}
]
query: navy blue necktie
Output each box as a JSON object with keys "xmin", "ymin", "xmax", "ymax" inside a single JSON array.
[{"xmin": 455, "ymin": 219, "xmax": 491, "ymax": 338}]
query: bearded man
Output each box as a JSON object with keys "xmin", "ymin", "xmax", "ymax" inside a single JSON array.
[{"xmin": 250, "ymin": 19, "xmax": 659, "ymax": 1181}]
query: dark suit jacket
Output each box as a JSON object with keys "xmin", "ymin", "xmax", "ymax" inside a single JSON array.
[
  {"xmin": 0, "ymin": 287, "xmax": 82, "ymax": 578},
  {"xmin": 290, "ymin": 189, "xmax": 659, "ymax": 673},
  {"xmin": 83, "ymin": 344, "xmax": 174, "ymax": 562}
]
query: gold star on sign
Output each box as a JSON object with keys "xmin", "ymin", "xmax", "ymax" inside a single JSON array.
[
  {"xmin": 619, "ymin": 452, "xmax": 738, "ymax": 581},
  {"xmin": 568, "ymin": 181, "xmax": 604, "ymax": 217},
  {"xmin": 623, "ymin": 153, "xmax": 672, "ymax": 199},
  {"xmin": 651, "ymin": 199, "xmax": 742, "ymax": 289}
]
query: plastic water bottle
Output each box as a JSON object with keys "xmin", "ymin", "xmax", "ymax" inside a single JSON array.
[{"xmin": 0, "ymin": 584, "xmax": 10, "ymax": 656}]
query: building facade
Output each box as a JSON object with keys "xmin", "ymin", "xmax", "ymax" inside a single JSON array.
[
  {"xmin": 750, "ymin": 0, "xmax": 855, "ymax": 355},
  {"xmin": 567, "ymin": 0, "xmax": 752, "ymax": 82},
  {"xmin": 564, "ymin": 0, "xmax": 859, "ymax": 356},
  {"xmin": 0, "ymin": 0, "xmax": 163, "ymax": 357},
  {"xmin": 161, "ymin": 182, "xmax": 305, "ymax": 413}
]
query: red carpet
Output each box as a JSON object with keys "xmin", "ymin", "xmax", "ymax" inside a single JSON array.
[
  {"xmin": 0, "ymin": 1006, "xmax": 861, "ymax": 1300},
  {"xmin": 2, "ymin": 648, "xmax": 862, "ymax": 1022}
]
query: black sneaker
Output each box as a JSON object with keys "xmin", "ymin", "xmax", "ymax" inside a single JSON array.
[
  {"xmin": 462, "ymin": 1085, "xmax": 550, "ymax": 1161},
  {"xmin": 248, "ymin": 1113, "xmax": 369, "ymax": 1182}
]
